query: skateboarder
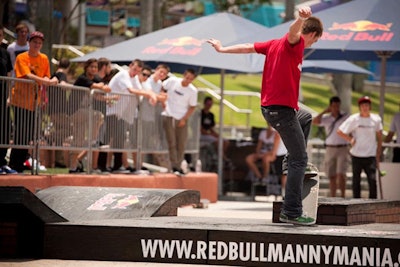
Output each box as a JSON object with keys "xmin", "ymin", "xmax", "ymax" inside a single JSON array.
[{"xmin": 208, "ymin": 6, "xmax": 323, "ymax": 225}]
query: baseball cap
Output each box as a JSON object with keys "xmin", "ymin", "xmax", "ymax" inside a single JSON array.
[
  {"xmin": 358, "ymin": 96, "xmax": 371, "ymax": 105},
  {"xmin": 29, "ymin": 31, "xmax": 44, "ymax": 41}
]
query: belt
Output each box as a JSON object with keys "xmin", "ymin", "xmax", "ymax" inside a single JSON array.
[
  {"xmin": 325, "ymin": 144, "xmax": 349, "ymax": 148},
  {"xmin": 262, "ymin": 105, "xmax": 292, "ymax": 110}
]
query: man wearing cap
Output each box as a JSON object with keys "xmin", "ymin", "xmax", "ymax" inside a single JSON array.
[
  {"xmin": 337, "ymin": 96, "xmax": 383, "ymax": 199},
  {"xmin": 9, "ymin": 31, "xmax": 57, "ymax": 173}
]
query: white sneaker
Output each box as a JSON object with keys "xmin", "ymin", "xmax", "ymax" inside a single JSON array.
[{"xmin": 2, "ymin": 165, "xmax": 18, "ymax": 174}]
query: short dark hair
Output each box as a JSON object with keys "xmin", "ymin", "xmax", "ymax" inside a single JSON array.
[
  {"xmin": 98, "ymin": 57, "xmax": 111, "ymax": 70},
  {"xmin": 329, "ymin": 96, "xmax": 341, "ymax": 104},
  {"xmin": 130, "ymin": 59, "xmax": 144, "ymax": 68},
  {"xmin": 204, "ymin": 96, "xmax": 213, "ymax": 104},
  {"xmin": 156, "ymin": 63, "xmax": 170, "ymax": 73},
  {"xmin": 184, "ymin": 68, "xmax": 197, "ymax": 77},
  {"xmin": 84, "ymin": 58, "xmax": 97, "ymax": 72},
  {"xmin": 142, "ymin": 64, "xmax": 152, "ymax": 73},
  {"xmin": 302, "ymin": 17, "xmax": 323, "ymax": 38},
  {"xmin": 15, "ymin": 22, "xmax": 29, "ymax": 33},
  {"xmin": 58, "ymin": 58, "xmax": 70, "ymax": 69}
]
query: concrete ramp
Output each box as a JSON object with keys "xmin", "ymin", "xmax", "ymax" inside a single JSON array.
[
  {"xmin": 36, "ymin": 186, "xmax": 200, "ymax": 221},
  {"xmin": 0, "ymin": 186, "xmax": 199, "ymax": 258},
  {"xmin": 0, "ymin": 186, "xmax": 67, "ymax": 223}
]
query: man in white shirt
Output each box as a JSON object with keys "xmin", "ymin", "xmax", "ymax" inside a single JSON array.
[
  {"xmin": 162, "ymin": 68, "xmax": 198, "ymax": 175},
  {"xmin": 106, "ymin": 59, "xmax": 157, "ymax": 172},
  {"xmin": 313, "ymin": 96, "xmax": 350, "ymax": 197},
  {"xmin": 7, "ymin": 23, "xmax": 29, "ymax": 77},
  {"xmin": 337, "ymin": 96, "xmax": 383, "ymax": 199},
  {"xmin": 141, "ymin": 64, "xmax": 169, "ymax": 167}
]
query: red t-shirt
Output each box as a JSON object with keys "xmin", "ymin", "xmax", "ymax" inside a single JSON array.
[{"xmin": 254, "ymin": 33, "xmax": 305, "ymax": 110}]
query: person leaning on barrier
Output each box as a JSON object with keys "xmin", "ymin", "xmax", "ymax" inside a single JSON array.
[
  {"xmin": 86, "ymin": 57, "xmax": 114, "ymax": 173},
  {"xmin": 0, "ymin": 25, "xmax": 17, "ymax": 174},
  {"xmin": 384, "ymin": 102, "xmax": 400, "ymax": 163},
  {"xmin": 40, "ymin": 57, "xmax": 72, "ymax": 168},
  {"xmin": 67, "ymin": 58, "xmax": 111, "ymax": 173},
  {"xmin": 312, "ymin": 96, "xmax": 350, "ymax": 198},
  {"xmin": 118, "ymin": 65, "xmax": 158, "ymax": 173},
  {"xmin": 105, "ymin": 59, "xmax": 157, "ymax": 173},
  {"xmin": 8, "ymin": 31, "xmax": 58, "ymax": 173},
  {"xmin": 141, "ymin": 63, "xmax": 170, "ymax": 168}
]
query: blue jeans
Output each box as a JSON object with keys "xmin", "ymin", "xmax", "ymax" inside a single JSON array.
[{"xmin": 262, "ymin": 106, "xmax": 311, "ymax": 218}]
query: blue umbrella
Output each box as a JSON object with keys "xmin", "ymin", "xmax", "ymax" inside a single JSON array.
[
  {"xmin": 72, "ymin": 12, "xmax": 269, "ymax": 73},
  {"xmin": 302, "ymin": 60, "xmax": 372, "ymax": 75},
  {"xmin": 306, "ymin": 0, "xmax": 400, "ymax": 119}
]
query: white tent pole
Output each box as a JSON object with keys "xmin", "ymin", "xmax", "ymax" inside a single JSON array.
[{"xmin": 217, "ymin": 69, "xmax": 225, "ymax": 197}]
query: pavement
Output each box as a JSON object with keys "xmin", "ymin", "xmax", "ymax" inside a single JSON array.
[{"xmin": 0, "ymin": 197, "xmax": 277, "ymax": 267}]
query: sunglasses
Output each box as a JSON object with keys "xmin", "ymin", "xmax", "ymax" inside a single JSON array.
[{"xmin": 142, "ymin": 72, "xmax": 151, "ymax": 77}]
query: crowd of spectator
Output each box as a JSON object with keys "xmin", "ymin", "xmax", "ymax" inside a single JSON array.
[{"xmin": 1, "ymin": 22, "xmax": 400, "ymax": 202}]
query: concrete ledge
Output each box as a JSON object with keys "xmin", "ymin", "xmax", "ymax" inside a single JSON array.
[
  {"xmin": 43, "ymin": 217, "xmax": 400, "ymax": 265},
  {"xmin": 0, "ymin": 172, "xmax": 218, "ymax": 203}
]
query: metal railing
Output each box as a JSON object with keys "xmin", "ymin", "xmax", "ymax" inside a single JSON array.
[{"xmin": 0, "ymin": 76, "xmax": 200, "ymax": 174}]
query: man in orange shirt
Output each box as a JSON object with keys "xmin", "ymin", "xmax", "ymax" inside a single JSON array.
[{"xmin": 9, "ymin": 31, "xmax": 57, "ymax": 172}]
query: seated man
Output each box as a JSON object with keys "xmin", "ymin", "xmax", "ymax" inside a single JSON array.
[{"xmin": 246, "ymin": 124, "xmax": 285, "ymax": 182}]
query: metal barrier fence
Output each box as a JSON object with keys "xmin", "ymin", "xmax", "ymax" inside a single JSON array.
[
  {"xmin": 0, "ymin": 77, "xmax": 200, "ymax": 174},
  {"xmin": 0, "ymin": 76, "xmax": 39, "ymax": 174}
]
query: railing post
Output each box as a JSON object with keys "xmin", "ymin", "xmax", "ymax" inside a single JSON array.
[
  {"xmin": 33, "ymin": 83, "xmax": 40, "ymax": 175},
  {"xmin": 87, "ymin": 90, "xmax": 94, "ymax": 173},
  {"xmin": 136, "ymin": 102, "xmax": 142, "ymax": 172}
]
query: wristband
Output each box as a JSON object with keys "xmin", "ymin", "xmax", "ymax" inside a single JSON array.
[{"xmin": 299, "ymin": 16, "xmax": 307, "ymax": 21}]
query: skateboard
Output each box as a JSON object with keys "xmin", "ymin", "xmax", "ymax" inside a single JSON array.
[
  {"xmin": 301, "ymin": 164, "xmax": 319, "ymax": 224},
  {"xmin": 377, "ymin": 168, "xmax": 386, "ymax": 199}
]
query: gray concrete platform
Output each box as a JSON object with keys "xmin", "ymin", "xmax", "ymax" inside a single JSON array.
[
  {"xmin": 2, "ymin": 200, "xmax": 400, "ymax": 267},
  {"xmin": 1, "ymin": 201, "xmax": 271, "ymax": 267}
]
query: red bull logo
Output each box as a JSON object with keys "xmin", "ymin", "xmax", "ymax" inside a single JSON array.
[
  {"xmin": 157, "ymin": 36, "xmax": 204, "ymax": 46},
  {"xmin": 142, "ymin": 36, "xmax": 203, "ymax": 56},
  {"xmin": 322, "ymin": 20, "xmax": 394, "ymax": 42},
  {"xmin": 111, "ymin": 195, "xmax": 139, "ymax": 210},
  {"xmin": 87, "ymin": 193, "xmax": 140, "ymax": 211},
  {"xmin": 329, "ymin": 20, "xmax": 392, "ymax": 32}
]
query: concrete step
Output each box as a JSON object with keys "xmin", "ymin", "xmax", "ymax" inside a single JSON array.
[{"xmin": 319, "ymin": 172, "xmax": 371, "ymax": 198}]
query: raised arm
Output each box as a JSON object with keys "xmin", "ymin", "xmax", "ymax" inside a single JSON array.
[
  {"xmin": 288, "ymin": 6, "xmax": 312, "ymax": 45},
  {"xmin": 207, "ymin": 38, "xmax": 256, "ymax": 54}
]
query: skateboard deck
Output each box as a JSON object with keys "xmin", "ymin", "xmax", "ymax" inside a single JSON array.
[{"xmin": 301, "ymin": 164, "xmax": 319, "ymax": 223}]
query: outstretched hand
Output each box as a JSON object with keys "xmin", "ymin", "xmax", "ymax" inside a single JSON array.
[{"xmin": 207, "ymin": 38, "xmax": 222, "ymax": 52}]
